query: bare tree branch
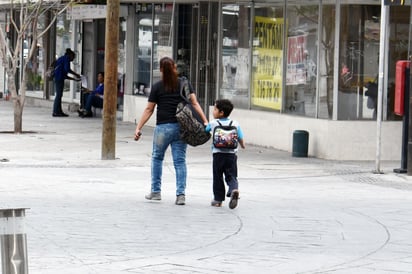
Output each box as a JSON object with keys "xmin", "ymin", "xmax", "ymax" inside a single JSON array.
[{"xmin": 0, "ymin": 0, "xmax": 76, "ymax": 133}]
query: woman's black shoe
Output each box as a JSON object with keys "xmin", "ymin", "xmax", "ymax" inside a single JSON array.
[
  {"xmin": 81, "ymin": 111, "xmax": 93, "ymax": 118},
  {"xmin": 77, "ymin": 109, "xmax": 85, "ymax": 117},
  {"xmin": 52, "ymin": 113, "xmax": 68, "ymax": 117}
]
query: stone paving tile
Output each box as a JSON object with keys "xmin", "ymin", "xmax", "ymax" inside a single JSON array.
[{"xmin": 2, "ymin": 100, "xmax": 412, "ymax": 273}]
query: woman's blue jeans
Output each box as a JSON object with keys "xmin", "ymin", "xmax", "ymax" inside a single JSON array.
[{"xmin": 151, "ymin": 123, "xmax": 187, "ymax": 196}]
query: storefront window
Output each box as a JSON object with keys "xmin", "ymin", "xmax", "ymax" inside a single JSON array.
[
  {"xmin": 24, "ymin": 14, "xmax": 48, "ymax": 93},
  {"xmin": 24, "ymin": 11, "xmax": 73, "ymax": 96},
  {"xmin": 134, "ymin": 3, "xmax": 173, "ymax": 95},
  {"xmin": 387, "ymin": 5, "xmax": 410, "ymax": 121},
  {"xmin": 251, "ymin": 5, "xmax": 284, "ymax": 111},
  {"xmin": 285, "ymin": 3, "xmax": 319, "ymax": 117},
  {"xmin": 220, "ymin": 4, "xmax": 251, "ymax": 109},
  {"xmin": 56, "ymin": 13, "xmax": 76, "ymax": 98},
  {"xmin": 318, "ymin": 5, "xmax": 336, "ymax": 119},
  {"xmin": 336, "ymin": 3, "xmax": 409, "ymax": 121},
  {"xmin": 338, "ymin": 5, "xmax": 380, "ymax": 120},
  {"xmin": 134, "ymin": 4, "xmax": 154, "ymax": 96},
  {"xmin": 153, "ymin": 3, "xmax": 174, "ymax": 82}
]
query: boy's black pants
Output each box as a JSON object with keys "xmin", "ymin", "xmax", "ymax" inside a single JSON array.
[{"xmin": 212, "ymin": 153, "xmax": 238, "ymax": 202}]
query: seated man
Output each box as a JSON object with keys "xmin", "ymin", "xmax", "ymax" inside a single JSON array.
[{"xmin": 78, "ymin": 72, "xmax": 104, "ymax": 118}]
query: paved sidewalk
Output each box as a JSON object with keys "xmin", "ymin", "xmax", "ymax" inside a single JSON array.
[{"xmin": 1, "ymin": 100, "xmax": 412, "ymax": 274}]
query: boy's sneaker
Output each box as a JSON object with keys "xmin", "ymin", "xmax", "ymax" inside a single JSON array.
[
  {"xmin": 211, "ymin": 200, "xmax": 222, "ymax": 207},
  {"xmin": 229, "ymin": 190, "xmax": 239, "ymax": 209},
  {"xmin": 77, "ymin": 109, "xmax": 85, "ymax": 116},
  {"xmin": 145, "ymin": 192, "xmax": 161, "ymax": 200},
  {"xmin": 175, "ymin": 194, "xmax": 185, "ymax": 205}
]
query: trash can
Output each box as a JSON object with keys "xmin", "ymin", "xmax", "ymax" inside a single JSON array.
[
  {"xmin": 292, "ymin": 130, "xmax": 309, "ymax": 157},
  {"xmin": 0, "ymin": 208, "xmax": 29, "ymax": 274}
]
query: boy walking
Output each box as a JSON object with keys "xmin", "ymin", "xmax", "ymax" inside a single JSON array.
[{"xmin": 205, "ymin": 99, "xmax": 245, "ymax": 209}]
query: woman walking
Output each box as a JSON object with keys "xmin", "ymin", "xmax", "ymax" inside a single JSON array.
[{"xmin": 134, "ymin": 57, "xmax": 208, "ymax": 205}]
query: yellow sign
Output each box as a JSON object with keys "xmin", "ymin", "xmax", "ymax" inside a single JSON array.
[
  {"xmin": 252, "ymin": 17, "xmax": 284, "ymax": 110},
  {"xmin": 384, "ymin": 0, "xmax": 404, "ymax": 5}
]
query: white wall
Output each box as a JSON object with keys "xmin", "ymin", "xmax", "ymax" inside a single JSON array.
[
  {"xmin": 123, "ymin": 94, "xmax": 402, "ymax": 161},
  {"xmin": 123, "ymin": 94, "xmax": 156, "ymax": 127}
]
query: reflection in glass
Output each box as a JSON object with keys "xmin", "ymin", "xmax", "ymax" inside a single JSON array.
[
  {"xmin": 220, "ymin": 4, "xmax": 251, "ymax": 109},
  {"xmin": 134, "ymin": 4, "xmax": 173, "ymax": 95},
  {"xmin": 318, "ymin": 5, "xmax": 335, "ymax": 119},
  {"xmin": 135, "ymin": 5, "xmax": 154, "ymax": 96},
  {"xmin": 285, "ymin": 4, "xmax": 319, "ymax": 117},
  {"xmin": 338, "ymin": 5, "xmax": 379, "ymax": 120}
]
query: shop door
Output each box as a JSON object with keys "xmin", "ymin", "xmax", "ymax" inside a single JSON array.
[{"xmin": 191, "ymin": 2, "xmax": 219, "ymax": 116}]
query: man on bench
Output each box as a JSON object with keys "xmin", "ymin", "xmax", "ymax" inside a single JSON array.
[{"xmin": 78, "ymin": 72, "xmax": 104, "ymax": 118}]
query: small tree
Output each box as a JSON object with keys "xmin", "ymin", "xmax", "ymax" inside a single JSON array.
[{"xmin": 0, "ymin": 0, "xmax": 72, "ymax": 133}]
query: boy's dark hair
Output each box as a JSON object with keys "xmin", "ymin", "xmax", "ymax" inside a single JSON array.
[{"xmin": 215, "ymin": 99, "xmax": 234, "ymax": 117}]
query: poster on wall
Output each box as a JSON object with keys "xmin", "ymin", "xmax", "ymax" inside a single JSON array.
[
  {"xmin": 222, "ymin": 54, "xmax": 237, "ymax": 90},
  {"xmin": 234, "ymin": 48, "xmax": 249, "ymax": 90},
  {"xmin": 221, "ymin": 48, "xmax": 249, "ymax": 93},
  {"xmin": 252, "ymin": 16, "xmax": 284, "ymax": 110},
  {"xmin": 286, "ymin": 35, "xmax": 307, "ymax": 85},
  {"xmin": 252, "ymin": 49, "xmax": 282, "ymax": 110}
]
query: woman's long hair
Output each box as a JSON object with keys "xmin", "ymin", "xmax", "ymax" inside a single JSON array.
[{"xmin": 160, "ymin": 57, "xmax": 178, "ymax": 92}]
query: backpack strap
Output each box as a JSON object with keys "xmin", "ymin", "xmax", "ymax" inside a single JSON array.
[
  {"xmin": 179, "ymin": 77, "xmax": 190, "ymax": 103},
  {"xmin": 217, "ymin": 120, "xmax": 232, "ymax": 126}
]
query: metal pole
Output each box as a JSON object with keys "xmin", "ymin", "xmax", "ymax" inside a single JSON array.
[
  {"xmin": 395, "ymin": 66, "xmax": 410, "ymax": 173},
  {"xmin": 375, "ymin": 1, "xmax": 388, "ymax": 174},
  {"xmin": 407, "ymin": 6, "xmax": 412, "ymax": 175},
  {"xmin": 408, "ymin": 64, "xmax": 412, "ymax": 174},
  {"xmin": 0, "ymin": 208, "xmax": 29, "ymax": 274},
  {"xmin": 402, "ymin": 67, "xmax": 409, "ymax": 171}
]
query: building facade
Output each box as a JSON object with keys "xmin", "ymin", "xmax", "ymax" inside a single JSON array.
[
  {"xmin": 121, "ymin": 0, "xmax": 410, "ymax": 160},
  {"xmin": 15, "ymin": 0, "xmax": 412, "ymax": 160}
]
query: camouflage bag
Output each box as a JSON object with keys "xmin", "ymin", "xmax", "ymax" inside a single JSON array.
[{"xmin": 176, "ymin": 77, "xmax": 210, "ymax": 146}]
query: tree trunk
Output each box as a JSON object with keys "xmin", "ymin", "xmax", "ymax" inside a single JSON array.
[
  {"xmin": 7, "ymin": 71, "xmax": 24, "ymax": 133},
  {"xmin": 13, "ymin": 97, "xmax": 23, "ymax": 133},
  {"xmin": 101, "ymin": 0, "xmax": 120, "ymax": 160}
]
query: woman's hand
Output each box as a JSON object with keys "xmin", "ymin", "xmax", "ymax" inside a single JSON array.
[{"xmin": 134, "ymin": 129, "xmax": 142, "ymax": 141}]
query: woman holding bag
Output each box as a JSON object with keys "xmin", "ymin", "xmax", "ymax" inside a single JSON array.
[{"xmin": 134, "ymin": 57, "xmax": 208, "ymax": 205}]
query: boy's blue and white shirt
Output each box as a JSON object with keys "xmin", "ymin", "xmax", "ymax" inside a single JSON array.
[{"xmin": 205, "ymin": 117, "xmax": 244, "ymax": 154}]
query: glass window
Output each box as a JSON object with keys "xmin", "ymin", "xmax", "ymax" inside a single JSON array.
[
  {"xmin": 387, "ymin": 5, "xmax": 410, "ymax": 121},
  {"xmin": 338, "ymin": 5, "xmax": 383, "ymax": 120},
  {"xmin": 176, "ymin": 4, "xmax": 193, "ymax": 79},
  {"xmin": 220, "ymin": 4, "xmax": 251, "ymax": 109},
  {"xmin": 25, "ymin": 14, "xmax": 48, "ymax": 93},
  {"xmin": 318, "ymin": 5, "xmax": 336, "ymax": 119},
  {"xmin": 56, "ymin": 12, "xmax": 75, "ymax": 97},
  {"xmin": 153, "ymin": 4, "xmax": 174, "ymax": 83},
  {"xmin": 285, "ymin": 4, "xmax": 319, "ymax": 117},
  {"xmin": 134, "ymin": 4, "xmax": 154, "ymax": 96},
  {"xmin": 25, "ymin": 12, "xmax": 73, "ymax": 95},
  {"xmin": 134, "ymin": 3, "xmax": 173, "ymax": 95},
  {"xmin": 251, "ymin": 5, "xmax": 284, "ymax": 111}
]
